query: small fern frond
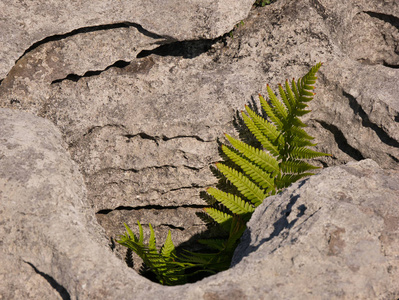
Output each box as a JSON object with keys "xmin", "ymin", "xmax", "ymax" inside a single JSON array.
[
  {"xmin": 265, "ymin": 85, "xmax": 288, "ymax": 130},
  {"xmin": 215, "ymin": 163, "xmax": 267, "ymax": 206},
  {"xmin": 290, "ymin": 146, "xmax": 331, "ymax": 159},
  {"xmin": 203, "ymin": 207, "xmax": 232, "ymax": 224},
  {"xmin": 278, "ymin": 84, "xmax": 292, "ymax": 114},
  {"xmin": 207, "ymin": 187, "xmax": 255, "ymax": 215},
  {"xmin": 221, "ymin": 145, "xmax": 275, "ymax": 190},
  {"xmin": 244, "ymin": 105, "xmax": 284, "ymax": 148},
  {"xmin": 225, "ymin": 134, "xmax": 279, "ymax": 175},
  {"xmin": 161, "ymin": 230, "xmax": 175, "ymax": 257},
  {"xmin": 280, "ymin": 160, "xmax": 320, "ymax": 174}
]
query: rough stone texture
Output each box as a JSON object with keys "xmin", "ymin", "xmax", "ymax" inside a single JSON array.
[
  {"xmin": 1, "ymin": 110, "xmax": 398, "ymax": 299},
  {"xmin": 1, "ymin": 0, "xmax": 399, "ymax": 297},
  {"xmin": 230, "ymin": 159, "xmax": 399, "ymax": 299},
  {"xmin": 1, "ymin": 0, "xmax": 398, "ymax": 267},
  {"xmin": 0, "ymin": 0, "xmax": 254, "ymax": 78},
  {"xmin": 0, "ymin": 108, "xmax": 153, "ymax": 299}
]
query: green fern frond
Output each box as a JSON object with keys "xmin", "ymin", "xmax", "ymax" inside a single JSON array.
[
  {"xmin": 290, "ymin": 146, "xmax": 331, "ymax": 159},
  {"xmin": 207, "ymin": 187, "xmax": 255, "ymax": 215},
  {"xmin": 221, "ymin": 145, "xmax": 275, "ymax": 190},
  {"xmin": 266, "ymin": 84, "xmax": 288, "ymax": 128},
  {"xmin": 118, "ymin": 63, "xmax": 330, "ymax": 286},
  {"xmin": 161, "ymin": 230, "xmax": 175, "ymax": 257},
  {"xmin": 203, "ymin": 207, "xmax": 232, "ymax": 224},
  {"xmin": 242, "ymin": 109, "xmax": 280, "ymax": 156},
  {"xmin": 215, "ymin": 162, "xmax": 267, "ymax": 206},
  {"xmin": 225, "ymin": 134, "xmax": 280, "ymax": 175},
  {"xmin": 280, "ymin": 159, "xmax": 320, "ymax": 174}
]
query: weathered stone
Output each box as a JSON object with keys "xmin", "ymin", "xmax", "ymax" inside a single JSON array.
[
  {"xmin": 1, "ymin": 0, "xmax": 398, "ymax": 271},
  {"xmin": 0, "ymin": 0, "xmax": 254, "ymax": 78},
  {"xmin": 1, "ymin": 110, "xmax": 398, "ymax": 298},
  {"xmin": 1, "ymin": 0, "xmax": 399, "ymax": 297},
  {"xmin": 229, "ymin": 159, "xmax": 399, "ymax": 299}
]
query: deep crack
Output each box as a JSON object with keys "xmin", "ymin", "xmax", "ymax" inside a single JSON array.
[
  {"xmin": 51, "ymin": 60, "xmax": 131, "ymax": 84},
  {"xmin": 17, "ymin": 22, "xmax": 172, "ymax": 64},
  {"xmin": 136, "ymin": 38, "xmax": 218, "ymax": 59},
  {"xmin": 364, "ymin": 11, "xmax": 399, "ymax": 31},
  {"xmin": 315, "ymin": 120, "xmax": 365, "ymax": 161},
  {"xmin": 24, "ymin": 261, "xmax": 71, "ymax": 300},
  {"xmin": 96, "ymin": 204, "xmax": 207, "ymax": 215},
  {"xmin": 342, "ymin": 91, "xmax": 399, "ymax": 148}
]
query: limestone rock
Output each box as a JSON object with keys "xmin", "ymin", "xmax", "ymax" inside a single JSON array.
[
  {"xmin": 0, "ymin": 108, "xmax": 154, "ymax": 299},
  {"xmin": 1, "ymin": 110, "xmax": 398, "ymax": 299},
  {"xmin": 1, "ymin": 0, "xmax": 398, "ymax": 267},
  {"xmin": 229, "ymin": 159, "xmax": 399, "ymax": 299},
  {"xmin": 0, "ymin": 0, "xmax": 254, "ymax": 78}
]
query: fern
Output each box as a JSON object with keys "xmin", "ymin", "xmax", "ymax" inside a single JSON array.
[
  {"xmin": 118, "ymin": 63, "xmax": 330, "ymax": 285},
  {"xmin": 117, "ymin": 222, "xmax": 193, "ymax": 285},
  {"xmin": 181, "ymin": 62, "xmax": 329, "ymax": 275}
]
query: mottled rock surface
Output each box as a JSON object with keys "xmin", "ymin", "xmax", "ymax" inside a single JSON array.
[
  {"xmin": 1, "ymin": 110, "xmax": 398, "ymax": 299},
  {"xmin": 230, "ymin": 159, "xmax": 399, "ymax": 299},
  {"xmin": 0, "ymin": 0, "xmax": 399, "ymax": 297},
  {"xmin": 0, "ymin": 0, "xmax": 254, "ymax": 78}
]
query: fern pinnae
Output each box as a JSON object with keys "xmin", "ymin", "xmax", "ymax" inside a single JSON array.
[
  {"xmin": 266, "ymin": 84, "xmax": 288, "ymax": 126},
  {"xmin": 225, "ymin": 134, "xmax": 279, "ymax": 175},
  {"xmin": 203, "ymin": 207, "xmax": 232, "ymax": 224},
  {"xmin": 161, "ymin": 230, "xmax": 175, "ymax": 257},
  {"xmin": 244, "ymin": 105, "xmax": 283, "ymax": 148},
  {"xmin": 221, "ymin": 145, "xmax": 275, "ymax": 190},
  {"xmin": 290, "ymin": 146, "xmax": 330, "ymax": 160},
  {"xmin": 207, "ymin": 187, "xmax": 255, "ymax": 215},
  {"xmin": 259, "ymin": 92, "xmax": 284, "ymax": 131},
  {"xmin": 215, "ymin": 162, "xmax": 266, "ymax": 206},
  {"xmin": 278, "ymin": 83, "xmax": 292, "ymax": 114},
  {"xmin": 280, "ymin": 159, "xmax": 320, "ymax": 174}
]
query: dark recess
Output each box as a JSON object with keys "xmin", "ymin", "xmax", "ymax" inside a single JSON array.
[
  {"xmin": 316, "ymin": 120, "xmax": 365, "ymax": 161},
  {"xmin": 17, "ymin": 22, "xmax": 171, "ymax": 64},
  {"xmin": 51, "ymin": 60, "xmax": 130, "ymax": 84},
  {"xmin": 364, "ymin": 11, "xmax": 399, "ymax": 30},
  {"xmin": 96, "ymin": 204, "xmax": 207, "ymax": 215},
  {"xmin": 136, "ymin": 38, "xmax": 217, "ymax": 59},
  {"xmin": 24, "ymin": 261, "xmax": 71, "ymax": 300},
  {"xmin": 343, "ymin": 91, "xmax": 399, "ymax": 148}
]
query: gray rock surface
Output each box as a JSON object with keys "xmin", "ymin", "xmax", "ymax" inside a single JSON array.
[
  {"xmin": 1, "ymin": 109, "xmax": 398, "ymax": 299},
  {"xmin": 0, "ymin": 0, "xmax": 399, "ymax": 297},
  {"xmin": 0, "ymin": 0, "xmax": 254, "ymax": 78},
  {"xmin": 229, "ymin": 158, "xmax": 399, "ymax": 299}
]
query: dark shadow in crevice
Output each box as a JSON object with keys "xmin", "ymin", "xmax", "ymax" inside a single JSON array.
[
  {"xmin": 343, "ymin": 91, "xmax": 399, "ymax": 148},
  {"xmin": 382, "ymin": 61, "xmax": 399, "ymax": 69},
  {"xmin": 51, "ymin": 60, "xmax": 130, "ymax": 84},
  {"xmin": 364, "ymin": 11, "xmax": 399, "ymax": 30},
  {"xmin": 24, "ymin": 261, "xmax": 71, "ymax": 300},
  {"xmin": 136, "ymin": 38, "xmax": 217, "ymax": 59},
  {"xmin": 96, "ymin": 204, "xmax": 208, "ymax": 215},
  {"xmin": 17, "ymin": 22, "xmax": 172, "ymax": 64},
  {"xmin": 315, "ymin": 120, "xmax": 365, "ymax": 161}
]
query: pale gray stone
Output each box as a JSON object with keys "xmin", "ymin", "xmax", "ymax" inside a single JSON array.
[
  {"xmin": 0, "ymin": 0, "xmax": 254, "ymax": 78},
  {"xmin": 1, "ymin": 110, "xmax": 398, "ymax": 298}
]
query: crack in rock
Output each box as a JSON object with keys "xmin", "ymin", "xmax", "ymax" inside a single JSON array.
[
  {"xmin": 96, "ymin": 204, "xmax": 207, "ymax": 215},
  {"xmin": 136, "ymin": 37, "xmax": 219, "ymax": 59},
  {"xmin": 24, "ymin": 261, "xmax": 70, "ymax": 300},
  {"xmin": 51, "ymin": 60, "xmax": 131, "ymax": 84},
  {"xmin": 16, "ymin": 22, "xmax": 172, "ymax": 65},
  {"xmin": 364, "ymin": 11, "xmax": 399, "ymax": 31},
  {"xmin": 342, "ymin": 90, "xmax": 399, "ymax": 148},
  {"xmin": 315, "ymin": 120, "xmax": 365, "ymax": 161}
]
